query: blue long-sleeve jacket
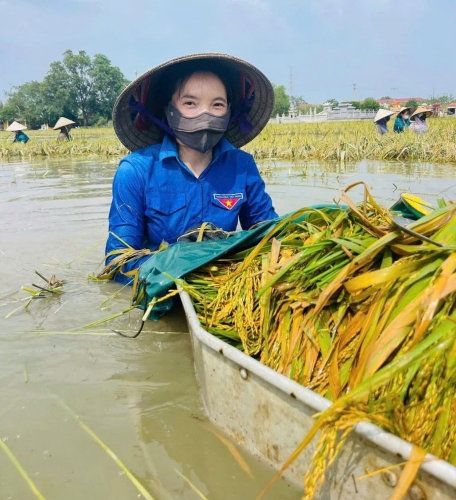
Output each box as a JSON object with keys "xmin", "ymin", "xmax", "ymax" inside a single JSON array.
[
  {"xmin": 13, "ymin": 131, "xmax": 29, "ymax": 143},
  {"xmin": 106, "ymin": 135, "xmax": 277, "ymax": 284},
  {"xmin": 393, "ymin": 116, "xmax": 410, "ymax": 133}
]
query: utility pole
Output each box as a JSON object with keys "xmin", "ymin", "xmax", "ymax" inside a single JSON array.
[
  {"xmin": 289, "ymin": 67, "xmax": 293, "ymax": 98},
  {"xmin": 352, "ymin": 83, "xmax": 357, "ymax": 101}
]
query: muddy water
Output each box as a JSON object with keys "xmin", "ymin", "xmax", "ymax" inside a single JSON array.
[{"xmin": 1, "ymin": 157, "xmax": 455, "ymax": 500}]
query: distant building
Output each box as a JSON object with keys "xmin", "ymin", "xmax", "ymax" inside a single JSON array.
[
  {"xmin": 378, "ymin": 97, "xmax": 425, "ymax": 109},
  {"xmin": 269, "ymin": 100, "xmax": 376, "ymax": 125}
]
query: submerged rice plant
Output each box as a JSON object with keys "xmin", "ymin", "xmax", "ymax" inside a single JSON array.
[{"xmin": 0, "ymin": 128, "xmax": 128, "ymax": 159}]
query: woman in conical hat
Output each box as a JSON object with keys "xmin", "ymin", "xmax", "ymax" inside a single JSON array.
[
  {"xmin": 6, "ymin": 121, "xmax": 30, "ymax": 143},
  {"xmin": 373, "ymin": 109, "xmax": 395, "ymax": 135},
  {"xmin": 410, "ymin": 106, "xmax": 432, "ymax": 134},
  {"xmin": 53, "ymin": 117, "xmax": 76, "ymax": 141},
  {"xmin": 107, "ymin": 53, "xmax": 277, "ymax": 284},
  {"xmin": 393, "ymin": 106, "xmax": 412, "ymax": 133}
]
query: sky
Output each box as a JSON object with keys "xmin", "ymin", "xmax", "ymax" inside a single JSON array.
[{"xmin": 1, "ymin": 0, "xmax": 455, "ymax": 104}]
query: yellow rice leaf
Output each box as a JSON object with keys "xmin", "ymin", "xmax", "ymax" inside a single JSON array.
[
  {"xmin": 363, "ymin": 295, "xmax": 421, "ymax": 378},
  {"xmin": 207, "ymin": 427, "xmax": 254, "ymax": 479},
  {"xmin": 328, "ymin": 344, "xmax": 342, "ymax": 400},
  {"xmin": 313, "ymin": 231, "xmax": 399, "ymax": 317},
  {"xmin": 0, "ymin": 437, "xmax": 47, "ymax": 500},
  {"xmin": 412, "ymin": 253, "xmax": 456, "ymax": 345},
  {"xmin": 390, "ymin": 446, "xmax": 427, "ymax": 500},
  {"xmin": 344, "ymin": 258, "xmax": 422, "ymax": 294}
]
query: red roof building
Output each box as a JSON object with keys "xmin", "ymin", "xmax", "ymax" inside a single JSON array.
[{"xmin": 378, "ymin": 97, "xmax": 425, "ymax": 108}]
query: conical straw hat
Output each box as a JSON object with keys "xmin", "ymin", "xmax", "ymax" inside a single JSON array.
[
  {"xmin": 113, "ymin": 52, "xmax": 274, "ymax": 151},
  {"xmin": 374, "ymin": 109, "xmax": 396, "ymax": 123},
  {"xmin": 396, "ymin": 106, "xmax": 412, "ymax": 115},
  {"xmin": 6, "ymin": 121, "xmax": 27, "ymax": 132},
  {"xmin": 410, "ymin": 106, "xmax": 433, "ymax": 119},
  {"xmin": 53, "ymin": 117, "xmax": 76, "ymax": 130}
]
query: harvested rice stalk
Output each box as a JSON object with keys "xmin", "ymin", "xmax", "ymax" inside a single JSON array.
[{"xmin": 182, "ymin": 186, "xmax": 456, "ymax": 499}]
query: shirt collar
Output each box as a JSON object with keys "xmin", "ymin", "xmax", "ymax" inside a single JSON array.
[{"xmin": 158, "ymin": 133, "xmax": 236, "ymax": 163}]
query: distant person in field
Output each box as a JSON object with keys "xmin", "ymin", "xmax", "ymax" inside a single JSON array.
[
  {"xmin": 53, "ymin": 117, "xmax": 76, "ymax": 141},
  {"xmin": 393, "ymin": 107, "xmax": 411, "ymax": 133},
  {"xmin": 13, "ymin": 130, "xmax": 30, "ymax": 143},
  {"xmin": 374, "ymin": 109, "xmax": 395, "ymax": 135},
  {"xmin": 57, "ymin": 128, "xmax": 71, "ymax": 140},
  {"xmin": 410, "ymin": 106, "xmax": 432, "ymax": 134}
]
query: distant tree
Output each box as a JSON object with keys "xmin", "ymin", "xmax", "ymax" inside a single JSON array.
[
  {"xmin": 0, "ymin": 102, "xmax": 19, "ymax": 123},
  {"xmin": 290, "ymin": 95, "xmax": 306, "ymax": 108},
  {"xmin": 272, "ymin": 84, "xmax": 290, "ymax": 116},
  {"xmin": 0, "ymin": 100, "xmax": 16, "ymax": 123},
  {"xmin": 299, "ymin": 104, "xmax": 323, "ymax": 114},
  {"xmin": 380, "ymin": 96, "xmax": 392, "ymax": 100},
  {"xmin": 350, "ymin": 101, "xmax": 362, "ymax": 109},
  {"xmin": 44, "ymin": 50, "xmax": 128, "ymax": 127},
  {"xmin": 90, "ymin": 53, "xmax": 129, "ymax": 118},
  {"xmin": 428, "ymin": 93, "xmax": 455, "ymax": 105},
  {"xmin": 404, "ymin": 99, "xmax": 419, "ymax": 112},
  {"xmin": 360, "ymin": 97, "xmax": 380, "ymax": 111},
  {"xmin": 1, "ymin": 50, "xmax": 129, "ymax": 128},
  {"xmin": 42, "ymin": 60, "xmax": 79, "ymax": 123},
  {"xmin": 4, "ymin": 81, "xmax": 55, "ymax": 126},
  {"xmin": 326, "ymin": 98, "xmax": 338, "ymax": 108}
]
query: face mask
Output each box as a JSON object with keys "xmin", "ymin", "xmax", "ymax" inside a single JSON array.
[
  {"xmin": 165, "ymin": 102, "xmax": 231, "ymax": 154},
  {"xmin": 402, "ymin": 113, "xmax": 410, "ymax": 120}
]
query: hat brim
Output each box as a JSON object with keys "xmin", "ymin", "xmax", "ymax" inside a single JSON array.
[
  {"xmin": 374, "ymin": 109, "xmax": 396, "ymax": 122},
  {"xmin": 394, "ymin": 106, "xmax": 412, "ymax": 115},
  {"xmin": 53, "ymin": 117, "xmax": 76, "ymax": 130},
  {"xmin": 6, "ymin": 121, "xmax": 27, "ymax": 132},
  {"xmin": 113, "ymin": 53, "xmax": 274, "ymax": 151},
  {"xmin": 410, "ymin": 107, "xmax": 433, "ymax": 119}
]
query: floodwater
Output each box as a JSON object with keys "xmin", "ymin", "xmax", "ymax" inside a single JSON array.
[{"xmin": 1, "ymin": 157, "xmax": 455, "ymax": 500}]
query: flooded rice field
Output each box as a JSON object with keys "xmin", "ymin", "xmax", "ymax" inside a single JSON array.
[{"xmin": 1, "ymin": 157, "xmax": 455, "ymax": 499}]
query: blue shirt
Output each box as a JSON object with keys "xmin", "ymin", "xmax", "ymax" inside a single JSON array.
[
  {"xmin": 106, "ymin": 135, "xmax": 277, "ymax": 283},
  {"xmin": 13, "ymin": 131, "xmax": 29, "ymax": 143},
  {"xmin": 393, "ymin": 117, "xmax": 410, "ymax": 133}
]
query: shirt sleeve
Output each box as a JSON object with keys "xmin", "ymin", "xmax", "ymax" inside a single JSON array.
[
  {"xmin": 105, "ymin": 159, "xmax": 151, "ymax": 284},
  {"xmin": 393, "ymin": 117, "xmax": 403, "ymax": 133},
  {"xmin": 239, "ymin": 155, "xmax": 278, "ymax": 230}
]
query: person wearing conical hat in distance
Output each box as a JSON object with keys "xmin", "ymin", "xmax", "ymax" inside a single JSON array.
[
  {"xmin": 106, "ymin": 54, "xmax": 278, "ymax": 284},
  {"xmin": 13, "ymin": 130, "xmax": 30, "ymax": 143},
  {"xmin": 409, "ymin": 106, "xmax": 432, "ymax": 134},
  {"xmin": 393, "ymin": 107, "xmax": 412, "ymax": 133},
  {"xmin": 53, "ymin": 117, "xmax": 76, "ymax": 140},
  {"xmin": 374, "ymin": 109, "xmax": 396, "ymax": 135},
  {"xmin": 6, "ymin": 121, "xmax": 30, "ymax": 143}
]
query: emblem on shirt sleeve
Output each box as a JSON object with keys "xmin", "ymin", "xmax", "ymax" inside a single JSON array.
[{"xmin": 213, "ymin": 193, "xmax": 244, "ymax": 210}]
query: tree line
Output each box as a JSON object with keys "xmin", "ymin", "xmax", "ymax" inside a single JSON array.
[{"xmin": 0, "ymin": 50, "xmax": 129, "ymax": 128}]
